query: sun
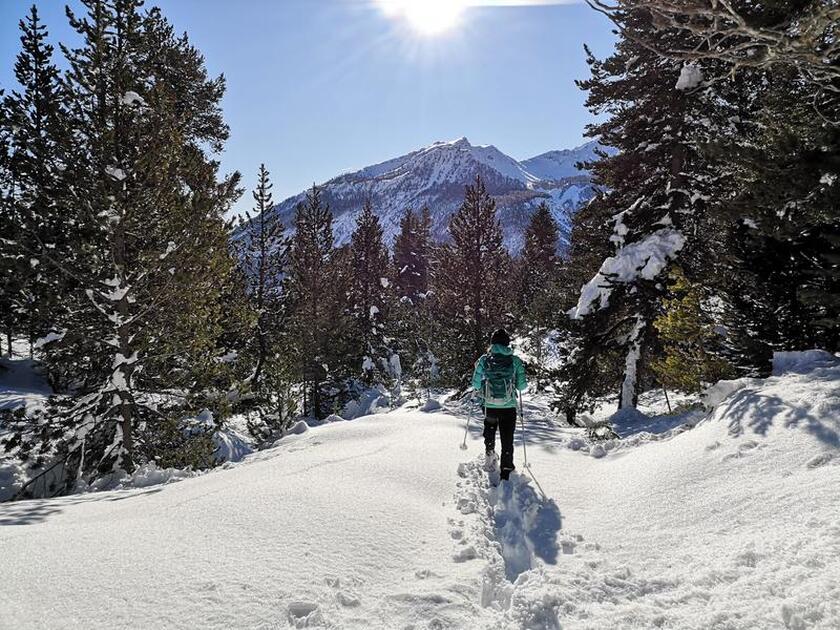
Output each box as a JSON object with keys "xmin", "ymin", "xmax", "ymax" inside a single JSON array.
[{"xmin": 378, "ymin": 0, "xmax": 468, "ymax": 36}]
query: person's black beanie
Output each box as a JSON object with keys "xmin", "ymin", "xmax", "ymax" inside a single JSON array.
[{"xmin": 490, "ymin": 328, "xmax": 511, "ymax": 346}]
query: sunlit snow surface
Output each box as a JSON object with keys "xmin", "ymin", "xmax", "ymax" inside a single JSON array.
[{"xmin": 1, "ymin": 353, "xmax": 839, "ymax": 628}]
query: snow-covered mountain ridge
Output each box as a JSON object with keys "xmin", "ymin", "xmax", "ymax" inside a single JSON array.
[{"xmin": 252, "ymin": 138, "xmax": 606, "ymax": 253}]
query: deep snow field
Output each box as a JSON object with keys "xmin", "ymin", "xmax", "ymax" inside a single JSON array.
[{"xmin": 1, "ymin": 351, "xmax": 839, "ymax": 629}]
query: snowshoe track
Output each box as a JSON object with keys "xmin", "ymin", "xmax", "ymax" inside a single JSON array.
[
  {"xmin": 451, "ymin": 455, "xmax": 690, "ymax": 629},
  {"xmin": 452, "ymin": 456, "xmax": 577, "ymax": 617}
]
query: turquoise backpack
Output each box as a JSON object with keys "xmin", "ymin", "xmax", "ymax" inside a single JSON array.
[{"xmin": 482, "ymin": 353, "xmax": 516, "ymax": 406}]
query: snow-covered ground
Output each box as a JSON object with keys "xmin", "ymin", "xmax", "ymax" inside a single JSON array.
[
  {"xmin": 1, "ymin": 352, "xmax": 839, "ymax": 629},
  {"xmin": 0, "ymin": 357, "xmax": 50, "ymax": 415},
  {"xmin": 0, "ymin": 357, "xmax": 53, "ymax": 501}
]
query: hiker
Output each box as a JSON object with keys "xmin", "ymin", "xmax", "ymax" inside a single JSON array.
[{"xmin": 471, "ymin": 328, "xmax": 526, "ymax": 480}]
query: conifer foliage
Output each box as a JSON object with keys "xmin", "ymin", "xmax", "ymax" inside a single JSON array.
[
  {"xmin": 350, "ymin": 198, "xmax": 391, "ymax": 383},
  {"xmin": 390, "ymin": 207, "xmax": 436, "ymax": 389},
  {"xmin": 1, "ymin": 5, "xmax": 71, "ymax": 357},
  {"xmin": 517, "ymin": 202, "xmax": 560, "ymax": 389},
  {"xmin": 285, "ymin": 186, "xmax": 350, "ymax": 418},
  {"xmin": 2, "ymin": 1, "xmax": 244, "ymax": 496},
  {"xmin": 433, "ymin": 176, "xmax": 511, "ymax": 382},
  {"xmin": 237, "ymin": 164, "xmax": 286, "ymax": 396},
  {"xmin": 392, "ymin": 207, "xmax": 432, "ymax": 304},
  {"xmin": 564, "ymin": 12, "xmax": 705, "ymax": 409},
  {"xmin": 234, "ymin": 165, "xmax": 291, "ymax": 440},
  {"xmin": 558, "ymin": 0, "xmax": 840, "ymax": 417}
]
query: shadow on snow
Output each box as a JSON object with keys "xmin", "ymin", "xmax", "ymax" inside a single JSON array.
[{"xmin": 0, "ymin": 486, "xmax": 164, "ymax": 526}]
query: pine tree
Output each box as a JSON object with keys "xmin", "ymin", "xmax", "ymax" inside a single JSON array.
[
  {"xmin": 715, "ymin": 71, "xmax": 840, "ymax": 363},
  {"xmin": 232, "ymin": 165, "xmax": 291, "ymax": 440},
  {"xmin": 563, "ymin": 9, "xmax": 736, "ymax": 410},
  {"xmin": 349, "ymin": 198, "xmax": 391, "ymax": 383},
  {"xmin": 578, "ymin": 0, "xmax": 840, "ymax": 385},
  {"xmin": 1, "ymin": 5, "xmax": 73, "ymax": 356},
  {"xmin": 432, "ymin": 175, "xmax": 511, "ymax": 383},
  {"xmin": 389, "ymin": 207, "xmax": 436, "ymax": 389},
  {"xmin": 393, "ymin": 207, "xmax": 431, "ymax": 303},
  {"xmin": 552, "ymin": 193, "xmax": 621, "ymax": 422},
  {"xmin": 286, "ymin": 185, "xmax": 350, "ymax": 418},
  {"xmin": 0, "ymin": 88, "xmax": 15, "ymax": 357},
  {"xmin": 518, "ymin": 202, "xmax": 560, "ymax": 389},
  {"xmin": 2, "ymin": 1, "xmax": 243, "ymax": 495},
  {"xmin": 236, "ymin": 164, "xmax": 286, "ymax": 395},
  {"xmin": 553, "ymin": 311, "xmax": 625, "ymax": 425}
]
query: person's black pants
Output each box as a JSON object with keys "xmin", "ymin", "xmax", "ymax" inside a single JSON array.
[{"xmin": 484, "ymin": 407, "xmax": 516, "ymax": 474}]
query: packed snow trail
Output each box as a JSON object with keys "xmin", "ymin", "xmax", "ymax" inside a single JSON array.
[
  {"xmin": 2, "ymin": 352, "xmax": 840, "ymax": 628},
  {"xmin": 0, "ymin": 411, "xmax": 500, "ymax": 629}
]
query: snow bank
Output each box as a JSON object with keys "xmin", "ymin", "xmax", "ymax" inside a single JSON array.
[
  {"xmin": 0, "ymin": 460, "xmax": 26, "ymax": 502},
  {"xmin": 84, "ymin": 462, "xmax": 197, "ymax": 493},
  {"xmin": 284, "ymin": 420, "xmax": 309, "ymax": 436},
  {"xmin": 704, "ymin": 360, "xmax": 840, "ymax": 448},
  {"xmin": 122, "ymin": 462, "xmax": 196, "ymax": 489},
  {"xmin": 302, "ymin": 413, "xmax": 346, "ymax": 429},
  {"xmin": 482, "ymin": 354, "xmax": 840, "ymax": 628},
  {"xmin": 700, "ymin": 350, "xmax": 839, "ymax": 410},
  {"xmin": 2, "ymin": 410, "xmax": 498, "ymax": 629},
  {"xmin": 420, "ymin": 397, "xmax": 442, "ymax": 412},
  {"xmin": 772, "ymin": 349, "xmax": 840, "ymax": 376},
  {"xmin": 341, "ymin": 387, "xmax": 392, "ymax": 420},
  {"xmin": 702, "ymin": 377, "xmax": 760, "ymax": 409},
  {"xmin": 212, "ymin": 428, "xmax": 253, "ymax": 464}
]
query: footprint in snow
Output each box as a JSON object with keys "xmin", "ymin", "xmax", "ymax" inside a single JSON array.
[
  {"xmin": 324, "ymin": 576, "xmax": 362, "ymax": 607},
  {"xmin": 335, "ymin": 591, "xmax": 360, "ymax": 607},
  {"xmin": 457, "ymin": 497, "xmax": 476, "ymax": 515},
  {"xmin": 806, "ymin": 452, "xmax": 834, "ymax": 468},
  {"xmin": 287, "ymin": 601, "xmax": 323, "ymax": 628},
  {"xmin": 452, "ymin": 545, "xmax": 478, "ymax": 562}
]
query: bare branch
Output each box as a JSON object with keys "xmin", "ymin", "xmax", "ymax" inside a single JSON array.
[{"xmin": 586, "ymin": 0, "xmax": 840, "ymax": 87}]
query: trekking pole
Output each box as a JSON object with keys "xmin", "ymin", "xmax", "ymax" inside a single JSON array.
[
  {"xmin": 517, "ymin": 389, "xmax": 528, "ymax": 468},
  {"xmin": 460, "ymin": 397, "xmax": 472, "ymax": 450},
  {"xmin": 518, "ymin": 389, "xmax": 549, "ymax": 500}
]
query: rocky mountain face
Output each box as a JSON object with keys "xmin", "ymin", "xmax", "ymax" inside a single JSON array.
[{"xmin": 252, "ymin": 137, "xmax": 604, "ymax": 253}]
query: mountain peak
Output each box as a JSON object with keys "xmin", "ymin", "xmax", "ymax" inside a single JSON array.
[
  {"xmin": 432, "ymin": 136, "xmax": 471, "ymax": 148},
  {"xmin": 247, "ymin": 138, "xmax": 603, "ymax": 254},
  {"xmin": 522, "ymin": 139, "xmax": 609, "ymax": 180}
]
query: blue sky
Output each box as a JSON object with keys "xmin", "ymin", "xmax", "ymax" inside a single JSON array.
[{"xmin": 0, "ymin": 0, "xmax": 616, "ymax": 216}]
